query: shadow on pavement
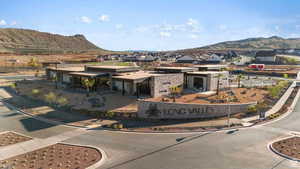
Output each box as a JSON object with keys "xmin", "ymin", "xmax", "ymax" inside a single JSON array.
[{"xmin": 19, "ymin": 117, "xmax": 56, "ymax": 132}]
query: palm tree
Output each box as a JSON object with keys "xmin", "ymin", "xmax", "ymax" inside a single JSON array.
[{"xmin": 81, "ymin": 78, "xmax": 96, "ymax": 97}]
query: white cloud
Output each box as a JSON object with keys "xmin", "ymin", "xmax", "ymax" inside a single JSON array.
[
  {"xmin": 187, "ymin": 18, "xmax": 198, "ymax": 26},
  {"xmin": 115, "ymin": 24, "xmax": 123, "ymax": 29},
  {"xmin": 160, "ymin": 32, "xmax": 171, "ymax": 38},
  {"xmin": 186, "ymin": 18, "xmax": 202, "ymax": 33},
  {"xmin": 10, "ymin": 21, "xmax": 17, "ymax": 26},
  {"xmin": 189, "ymin": 34, "xmax": 199, "ymax": 39},
  {"xmin": 80, "ymin": 16, "xmax": 92, "ymax": 23},
  {"xmin": 99, "ymin": 15, "xmax": 110, "ymax": 22},
  {"xmin": 0, "ymin": 20, "xmax": 6, "ymax": 26}
]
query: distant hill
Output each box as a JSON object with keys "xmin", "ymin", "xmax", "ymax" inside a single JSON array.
[
  {"xmin": 0, "ymin": 28, "xmax": 106, "ymax": 54},
  {"xmin": 182, "ymin": 36, "xmax": 300, "ymax": 51}
]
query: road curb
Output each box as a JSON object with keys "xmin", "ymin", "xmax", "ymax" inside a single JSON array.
[
  {"xmin": 268, "ymin": 135, "xmax": 300, "ymax": 162},
  {"xmin": 58, "ymin": 142, "xmax": 107, "ymax": 169},
  {"xmin": 0, "ymin": 100, "xmax": 87, "ymax": 129}
]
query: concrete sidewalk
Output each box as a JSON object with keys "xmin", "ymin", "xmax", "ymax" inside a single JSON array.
[{"xmin": 0, "ymin": 128, "xmax": 89, "ymax": 160}]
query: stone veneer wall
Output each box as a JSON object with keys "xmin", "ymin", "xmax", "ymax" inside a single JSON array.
[
  {"xmin": 151, "ymin": 73, "xmax": 184, "ymax": 97},
  {"xmin": 137, "ymin": 100, "xmax": 256, "ymax": 119}
]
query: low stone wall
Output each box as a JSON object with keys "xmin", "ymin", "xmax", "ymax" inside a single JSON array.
[{"xmin": 137, "ymin": 100, "xmax": 256, "ymax": 119}]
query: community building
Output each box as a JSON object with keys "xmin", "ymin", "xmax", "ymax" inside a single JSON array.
[
  {"xmin": 186, "ymin": 71, "xmax": 229, "ymax": 92},
  {"xmin": 45, "ymin": 65, "xmax": 229, "ymax": 98}
]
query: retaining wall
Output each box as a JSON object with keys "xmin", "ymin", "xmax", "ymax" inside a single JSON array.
[{"xmin": 137, "ymin": 100, "xmax": 256, "ymax": 119}]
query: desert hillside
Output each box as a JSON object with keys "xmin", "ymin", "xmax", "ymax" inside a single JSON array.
[
  {"xmin": 0, "ymin": 28, "xmax": 105, "ymax": 54},
  {"xmin": 180, "ymin": 36, "xmax": 300, "ymax": 52}
]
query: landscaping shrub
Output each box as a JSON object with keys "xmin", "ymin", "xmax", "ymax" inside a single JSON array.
[
  {"xmin": 44, "ymin": 92, "xmax": 57, "ymax": 104},
  {"xmin": 31, "ymin": 89, "xmax": 40, "ymax": 95},
  {"xmin": 57, "ymin": 97, "xmax": 68, "ymax": 106},
  {"xmin": 267, "ymin": 80, "xmax": 289, "ymax": 99},
  {"xmin": 247, "ymin": 105, "xmax": 257, "ymax": 113},
  {"xmin": 105, "ymin": 111, "xmax": 115, "ymax": 118}
]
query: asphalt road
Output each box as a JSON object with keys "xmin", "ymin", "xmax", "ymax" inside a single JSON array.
[
  {"xmin": 0, "ymin": 86, "xmax": 300, "ymax": 168},
  {"xmin": 61, "ymin": 99, "xmax": 300, "ymax": 169}
]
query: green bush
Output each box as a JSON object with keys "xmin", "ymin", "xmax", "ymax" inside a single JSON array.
[
  {"xmin": 105, "ymin": 111, "xmax": 115, "ymax": 118},
  {"xmin": 44, "ymin": 92, "xmax": 57, "ymax": 104},
  {"xmin": 31, "ymin": 89, "xmax": 40, "ymax": 95},
  {"xmin": 267, "ymin": 80, "xmax": 289, "ymax": 99},
  {"xmin": 10, "ymin": 83, "xmax": 17, "ymax": 89},
  {"xmin": 57, "ymin": 97, "xmax": 68, "ymax": 106},
  {"xmin": 247, "ymin": 105, "xmax": 257, "ymax": 113}
]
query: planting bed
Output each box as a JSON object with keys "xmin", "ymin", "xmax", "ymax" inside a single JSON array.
[
  {"xmin": 272, "ymin": 137, "xmax": 300, "ymax": 160},
  {"xmin": 0, "ymin": 143, "xmax": 102, "ymax": 169},
  {"xmin": 0, "ymin": 132, "xmax": 31, "ymax": 147}
]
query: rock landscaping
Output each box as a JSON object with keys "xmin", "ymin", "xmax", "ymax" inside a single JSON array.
[
  {"xmin": 272, "ymin": 137, "xmax": 300, "ymax": 160},
  {"xmin": 0, "ymin": 143, "xmax": 102, "ymax": 169},
  {"xmin": 0, "ymin": 132, "xmax": 31, "ymax": 147}
]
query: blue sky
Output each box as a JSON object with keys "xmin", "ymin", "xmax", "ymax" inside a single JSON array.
[{"xmin": 1, "ymin": 0, "xmax": 300, "ymax": 51}]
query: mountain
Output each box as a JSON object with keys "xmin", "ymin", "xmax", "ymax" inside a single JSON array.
[
  {"xmin": 186, "ymin": 36, "xmax": 300, "ymax": 51},
  {"xmin": 0, "ymin": 28, "xmax": 106, "ymax": 54}
]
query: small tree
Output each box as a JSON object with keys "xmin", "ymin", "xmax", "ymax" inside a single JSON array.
[
  {"xmin": 81, "ymin": 78, "xmax": 96, "ymax": 97},
  {"xmin": 283, "ymin": 73, "xmax": 289, "ymax": 79},
  {"xmin": 28, "ymin": 57, "xmax": 41, "ymax": 77},
  {"xmin": 216, "ymin": 73, "xmax": 224, "ymax": 95},
  {"xmin": 237, "ymin": 74, "xmax": 245, "ymax": 88}
]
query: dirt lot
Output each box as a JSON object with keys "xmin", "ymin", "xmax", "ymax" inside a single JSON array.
[
  {"xmin": 272, "ymin": 137, "xmax": 300, "ymax": 159},
  {"xmin": 147, "ymin": 88, "xmax": 268, "ymax": 104},
  {"xmin": 0, "ymin": 143, "xmax": 101, "ymax": 169},
  {"xmin": 0, "ymin": 132, "xmax": 32, "ymax": 147}
]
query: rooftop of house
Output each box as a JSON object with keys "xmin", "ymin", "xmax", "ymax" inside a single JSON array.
[
  {"xmin": 187, "ymin": 71, "xmax": 228, "ymax": 75},
  {"xmin": 255, "ymin": 50, "xmax": 276, "ymax": 57},
  {"xmin": 194, "ymin": 64, "xmax": 228, "ymax": 68},
  {"xmin": 47, "ymin": 66, "xmax": 85, "ymax": 72},
  {"xmin": 85, "ymin": 65, "xmax": 140, "ymax": 72},
  {"xmin": 112, "ymin": 71, "xmax": 172, "ymax": 81},
  {"xmin": 68, "ymin": 72, "xmax": 108, "ymax": 78},
  {"xmin": 155, "ymin": 67, "xmax": 197, "ymax": 73}
]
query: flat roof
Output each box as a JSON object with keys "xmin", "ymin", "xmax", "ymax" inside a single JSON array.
[
  {"xmin": 112, "ymin": 71, "xmax": 164, "ymax": 81},
  {"xmin": 86, "ymin": 65, "xmax": 140, "ymax": 72},
  {"xmin": 68, "ymin": 72, "xmax": 107, "ymax": 78},
  {"xmin": 155, "ymin": 67, "xmax": 197, "ymax": 73},
  {"xmin": 194, "ymin": 64, "xmax": 228, "ymax": 68},
  {"xmin": 187, "ymin": 71, "xmax": 228, "ymax": 75},
  {"xmin": 47, "ymin": 67, "xmax": 84, "ymax": 72}
]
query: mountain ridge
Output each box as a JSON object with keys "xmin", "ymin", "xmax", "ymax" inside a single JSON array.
[
  {"xmin": 196, "ymin": 36, "xmax": 300, "ymax": 50},
  {"xmin": 0, "ymin": 28, "xmax": 105, "ymax": 54}
]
